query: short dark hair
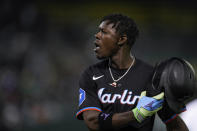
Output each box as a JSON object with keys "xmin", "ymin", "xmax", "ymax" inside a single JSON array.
[{"xmin": 100, "ymin": 13, "xmax": 139, "ymax": 47}]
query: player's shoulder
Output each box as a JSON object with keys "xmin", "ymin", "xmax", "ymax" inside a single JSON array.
[
  {"xmin": 88, "ymin": 59, "xmax": 108, "ymax": 71},
  {"xmin": 134, "ymin": 58, "xmax": 155, "ymax": 79},
  {"xmin": 92, "ymin": 59, "xmax": 108, "ymax": 68},
  {"xmin": 82, "ymin": 60, "xmax": 108, "ymax": 76},
  {"xmin": 135, "ymin": 58, "xmax": 154, "ymax": 70}
]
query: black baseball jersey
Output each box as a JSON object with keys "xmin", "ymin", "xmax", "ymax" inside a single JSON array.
[{"xmin": 76, "ymin": 58, "xmax": 185, "ymax": 131}]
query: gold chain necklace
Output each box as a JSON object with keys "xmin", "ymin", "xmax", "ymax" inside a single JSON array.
[{"xmin": 108, "ymin": 55, "xmax": 135, "ymax": 87}]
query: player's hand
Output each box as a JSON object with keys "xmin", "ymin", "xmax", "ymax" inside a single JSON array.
[{"xmin": 132, "ymin": 91, "xmax": 164, "ymax": 123}]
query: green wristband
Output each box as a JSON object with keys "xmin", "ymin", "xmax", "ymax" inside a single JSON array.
[{"xmin": 132, "ymin": 108, "xmax": 145, "ymax": 123}]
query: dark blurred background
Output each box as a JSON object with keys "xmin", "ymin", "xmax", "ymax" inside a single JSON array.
[{"xmin": 0, "ymin": 0, "xmax": 196, "ymax": 131}]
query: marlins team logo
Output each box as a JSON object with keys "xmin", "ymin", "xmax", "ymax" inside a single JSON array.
[
  {"xmin": 79, "ymin": 88, "xmax": 86, "ymax": 106},
  {"xmin": 98, "ymin": 88, "xmax": 140, "ymax": 105}
]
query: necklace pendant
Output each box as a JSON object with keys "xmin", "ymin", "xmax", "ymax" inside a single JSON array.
[{"xmin": 110, "ymin": 82, "xmax": 117, "ymax": 87}]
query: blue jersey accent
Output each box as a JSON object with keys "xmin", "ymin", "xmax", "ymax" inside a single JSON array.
[
  {"xmin": 79, "ymin": 88, "xmax": 86, "ymax": 106},
  {"xmin": 76, "ymin": 107, "xmax": 102, "ymax": 116}
]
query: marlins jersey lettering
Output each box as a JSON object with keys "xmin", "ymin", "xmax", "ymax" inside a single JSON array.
[{"xmin": 76, "ymin": 58, "xmax": 182, "ymax": 131}]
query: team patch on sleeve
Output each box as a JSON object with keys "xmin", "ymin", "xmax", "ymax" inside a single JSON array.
[{"xmin": 79, "ymin": 88, "xmax": 86, "ymax": 106}]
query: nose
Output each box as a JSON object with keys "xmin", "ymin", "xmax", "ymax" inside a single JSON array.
[{"xmin": 94, "ymin": 31, "xmax": 100, "ymax": 40}]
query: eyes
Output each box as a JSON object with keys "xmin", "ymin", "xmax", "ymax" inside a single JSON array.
[
  {"xmin": 101, "ymin": 29, "xmax": 107, "ymax": 34},
  {"xmin": 97, "ymin": 28, "xmax": 107, "ymax": 34}
]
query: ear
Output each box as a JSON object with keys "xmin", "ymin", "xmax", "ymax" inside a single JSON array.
[{"xmin": 117, "ymin": 35, "xmax": 127, "ymax": 46}]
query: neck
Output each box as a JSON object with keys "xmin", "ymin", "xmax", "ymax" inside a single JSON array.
[{"xmin": 110, "ymin": 46, "xmax": 134, "ymax": 69}]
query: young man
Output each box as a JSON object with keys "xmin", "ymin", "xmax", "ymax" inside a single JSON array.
[{"xmin": 76, "ymin": 14, "xmax": 188, "ymax": 131}]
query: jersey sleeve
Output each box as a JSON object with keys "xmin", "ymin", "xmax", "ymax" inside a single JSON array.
[
  {"xmin": 157, "ymin": 99, "xmax": 186, "ymax": 124},
  {"xmin": 76, "ymin": 67, "xmax": 102, "ymax": 120}
]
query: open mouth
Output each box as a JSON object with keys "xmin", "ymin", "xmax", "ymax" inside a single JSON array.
[{"xmin": 94, "ymin": 43, "xmax": 101, "ymax": 52}]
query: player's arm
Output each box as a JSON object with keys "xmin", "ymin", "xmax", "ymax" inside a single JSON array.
[
  {"xmin": 112, "ymin": 110, "xmax": 137, "ymax": 129},
  {"xmin": 166, "ymin": 116, "xmax": 189, "ymax": 131},
  {"xmin": 83, "ymin": 109, "xmax": 137, "ymax": 131},
  {"xmin": 83, "ymin": 91, "xmax": 164, "ymax": 131},
  {"xmin": 83, "ymin": 110, "xmax": 100, "ymax": 131},
  {"xmin": 158, "ymin": 99, "xmax": 188, "ymax": 131}
]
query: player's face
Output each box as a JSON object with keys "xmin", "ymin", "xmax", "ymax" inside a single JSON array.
[{"xmin": 94, "ymin": 20, "xmax": 120, "ymax": 59}]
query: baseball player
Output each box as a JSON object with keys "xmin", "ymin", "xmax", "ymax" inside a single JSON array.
[{"xmin": 76, "ymin": 14, "xmax": 189, "ymax": 131}]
